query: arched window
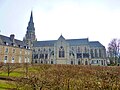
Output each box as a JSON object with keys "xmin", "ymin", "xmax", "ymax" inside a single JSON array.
[
  {"xmin": 90, "ymin": 49, "xmax": 94, "ymax": 58},
  {"xmin": 78, "ymin": 60, "xmax": 80, "ymax": 65},
  {"xmin": 95, "ymin": 49, "xmax": 98, "ymax": 58},
  {"xmin": 71, "ymin": 61, "xmax": 73, "ymax": 65},
  {"xmin": 99, "ymin": 49, "xmax": 102, "ymax": 57},
  {"xmin": 59, "ymin": 46, "xmax": 65, "ymax": 58}
]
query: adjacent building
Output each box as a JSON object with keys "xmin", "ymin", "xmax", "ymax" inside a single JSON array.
[
  {"xmin": 0, "ymin": 34, "xmax": 32, "ymax": 63},
  {"xmin": 24, "ymin": 11, "xmax": 107, "ymax": 66}
]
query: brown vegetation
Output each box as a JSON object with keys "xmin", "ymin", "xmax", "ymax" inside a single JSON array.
[{"xmin": 1, "ymin": 64, "xmax": 120, "ymax": 90}]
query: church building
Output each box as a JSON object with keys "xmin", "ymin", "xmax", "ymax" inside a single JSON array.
[{"xmin": 24, "ymin": 11, "xmax": 107, "ymax": 66}]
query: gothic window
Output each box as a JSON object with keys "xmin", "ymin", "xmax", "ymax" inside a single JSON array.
[
  {"xmin": 99, "ymin": 49, "xmax": 102, "ymax": 58},
  {"xmin": 90, "ymin": 49, "xmax": 94, "ymax": 58},
  {"xmin": 39, "ymin": 54, "xmax": 44, "ymax": 59},
  {"xmin": 95, "ymin": 49, "xmax": 98, "ymax": 58},
  {"xmin": 77, "ymin": 53, "xmax": 82, "ymax": 58},
  {"xmin": 101, "ymin": 60, "xmax": 103, "ymax": 65},
  {"xmin": 78, "ymin": 60, "xmax": 80, "ymax": 65},
  {"xmin": 83, "ymin": 53, "xmax": 89, "ymax": 58},
  {"xmin": 45, "ymin": 54, "xmax": 48, "ymax": 59},
  {"xmin": 59, "ymin": 46, "xmax": 65, "ymax": 58},
  {"xmin": 34, "ymin": 54, "xmax": 38, "ymax": 59},
  {"xmin": 51, "ymin": 61, "xmax": 53, "ymax": 64},
  {"xmin": 71, "ymin": 61, "xmax": 73, "ymax": 65},
  {"xmin": 85, "ymin": 60, "xmax": 88, "ymax": 65}
]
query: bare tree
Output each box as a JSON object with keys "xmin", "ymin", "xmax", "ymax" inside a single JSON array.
[
  {"xmin": 3, "ymin": 63, "xmax": 21, "ymax": 76},
  {"xmin": 108, "ymin": 39, "xmax": 120, "ymax": 65}
]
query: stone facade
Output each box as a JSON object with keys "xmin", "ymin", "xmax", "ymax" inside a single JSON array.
[
  {"xmin": 0, "ymin": 34, "xmax": 32, "ymax": 63},
  {"xmin": 32, "ymin": 35, "xmax": 106, "ymax": 65},
  {"xmin": 24, "ymin": 11, "xmax": 107, "ymax": 66}
]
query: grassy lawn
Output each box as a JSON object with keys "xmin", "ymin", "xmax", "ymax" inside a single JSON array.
[
  {"xmin": 0, "ymin": 67, "xmax": 25, "ymax": 77},
  {"xmin": 0, "ymin": 71, "xmax": 23, "ymax": 77},
  {"xmin": 0, "ymin": 80, "xmax": 15, "ymax": 90}
]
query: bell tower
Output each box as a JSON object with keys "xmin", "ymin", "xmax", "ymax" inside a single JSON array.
[{"xmin": 23, "ymin": 11, "xmax": 36, "ymax": 48}]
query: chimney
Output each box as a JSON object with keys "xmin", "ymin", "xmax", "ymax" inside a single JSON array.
[{"xmin": 10, "ymin": 34, "xmax": 15, "ymax": 42}]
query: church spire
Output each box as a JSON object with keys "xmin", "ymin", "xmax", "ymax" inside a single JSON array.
[
  {"xmin": 30, "ymin": 11, "xmax": 33, "ymax": 23},
  {"xmin": 23, "ymin": 11, "xmax": 36, "ymax": 48},
  {"xmin": 27, "ymin": 10, "xmax": 35, "ymax": 31}
]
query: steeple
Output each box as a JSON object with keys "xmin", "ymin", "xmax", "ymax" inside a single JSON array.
[
  {"xmin": 30, "ymin": 11, "xmax": 33, "ymax": 23},
  {"xmin": 27, "ymin": 11, "xmax": 35, "ymax": 31},
  {"xmin": 23, "ymin": 11, "xmax": 36, "ymax": 48}
]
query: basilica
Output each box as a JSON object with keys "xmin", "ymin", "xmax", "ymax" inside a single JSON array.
[{"xmin": 23, "ymin": 11, "xmax": 107, "ymax": 66}]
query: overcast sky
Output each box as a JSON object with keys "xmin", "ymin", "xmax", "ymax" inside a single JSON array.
[{"xmin": 0, "ymin": 0, "xmax": 120, "ymax": 49}]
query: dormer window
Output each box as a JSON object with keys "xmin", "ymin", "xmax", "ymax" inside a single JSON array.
[
  {"xmin": 4, "ymin": 42, "xmax": 8, "ymax": 45},
  {"xmin": 18, "ymin": 45, "xmax": 21, "ymax": 47},
  {"xmin": 4, "ymin": 42, "xmax": 6, "ymax": 44},
  {"xmin": 11, "ymin": 43, "xmax": 15, "ymax": 46}
]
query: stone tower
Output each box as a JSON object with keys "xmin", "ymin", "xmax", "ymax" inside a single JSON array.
[{"xmin": 23, "ymin": 11, "xmax": 36, "ymax": 48}]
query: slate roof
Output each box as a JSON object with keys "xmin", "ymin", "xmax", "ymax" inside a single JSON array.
[
  {"xmin": 33, "ymin": 38, "xmax": 105, "ymax": 48},
  {"xmin": 89, "ymin": 41, "xmax": 104, "ymax": 47},
  {"xmin": 34, "ymin": 38, "xmax": 89, "ymax": 47},
  {"xmin": 66, "ymin": 38, "xmax": 89, "ymax": 46},
  {"xmin": 0, "ymin": 35, "xmax": 29, "ymax": 49},
  {"xmin": 33, "ymin": 40, "xmax": 56, "ymax": 47}
]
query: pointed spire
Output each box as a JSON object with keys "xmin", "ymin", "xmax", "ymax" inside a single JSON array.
[
  {"xmin": 27, "ymin": 10, "xmax": 35, "ymax": 31},
  {"xmin": 30, "ymin": 11, "xmax": 33, "ymax": 23}
]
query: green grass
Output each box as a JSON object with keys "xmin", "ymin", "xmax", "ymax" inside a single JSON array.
[
  {"xmin": 0, "ymin": 80, "xmax": 15, "ymax": 90},
  {"xmin": 0, "ymin": 71, "xmax": 23, "ymax": 77}
]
